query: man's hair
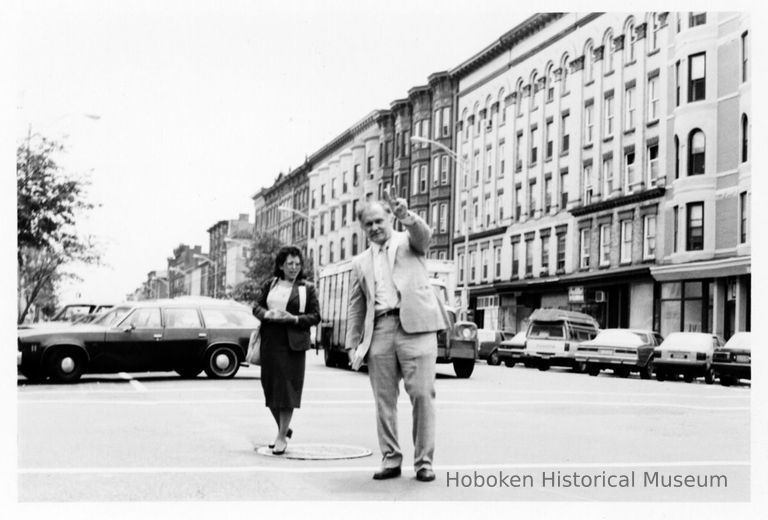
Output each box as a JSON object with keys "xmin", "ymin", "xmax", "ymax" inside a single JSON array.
[{"xmin": 355, "ymin": 199, "xmax": 391, "ymax": 222}]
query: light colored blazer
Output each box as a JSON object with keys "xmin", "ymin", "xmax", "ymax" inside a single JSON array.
[{"xmin": 345, "ymin": 212, "xmax": 448, "ymax": 370}]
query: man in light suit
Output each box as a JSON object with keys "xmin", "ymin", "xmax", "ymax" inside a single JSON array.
[{"xmin": 345, "ymin": 192, "xmax": 448, "ymax": 482}]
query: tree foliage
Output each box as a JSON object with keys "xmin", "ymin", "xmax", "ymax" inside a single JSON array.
[{"xmin": 17, "ymin": 136, "xmax": 100, "ymax": 324}]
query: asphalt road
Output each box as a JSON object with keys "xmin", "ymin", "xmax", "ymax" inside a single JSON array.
[{"xmin": 17, "ymin": 353, "xmax": 750, "ymax": 502}]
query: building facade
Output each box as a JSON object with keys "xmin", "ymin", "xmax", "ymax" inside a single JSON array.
[
  {"xmin": 166, "ymin": 243, "xmax": 203, "ymax": 298},
  {"xmin": 448, "ymin": 12, "xmax": 749, "ymax": 338},
  {"xmin": 206, "ymin": 214, "xmax": 252, "ymax": 297}
]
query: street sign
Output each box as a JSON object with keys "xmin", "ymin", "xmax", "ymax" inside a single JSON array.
[{"xmin": 568, "ymin": 286, "xmax": 584, "ymax": 303}]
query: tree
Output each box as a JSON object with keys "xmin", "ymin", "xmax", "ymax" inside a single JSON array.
[{"xmin": 17, "ymin": 135, "xmax": 100, "ymax": 324}]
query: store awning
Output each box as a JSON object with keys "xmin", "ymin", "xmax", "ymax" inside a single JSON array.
[{"xmin": 650, "ymin": 256, "xmax": 751, "ymax": 282}]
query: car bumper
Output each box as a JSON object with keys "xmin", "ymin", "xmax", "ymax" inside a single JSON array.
[
  {"xmin": 654, "ymin": 359, "xmax": 708, "ymax": 375},
  {"xmin": 574, "ymin": 353, "xmax": 644, "ymax": 368},
  {"xmin": 712, "ymin": 362, "xmax": 750, "ymax": 380},
  {"xmin": 497, "ymin": 348, "xmax": 526, "ymax": 361},
  {"xmin": 438, "ymin": 340, "xmax": 476, "ymax": 361}
]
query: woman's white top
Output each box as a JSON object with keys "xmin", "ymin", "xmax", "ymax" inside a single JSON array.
[{"xmin": 266, "ymin": 280, "xmax": 293, "ymax": 311}]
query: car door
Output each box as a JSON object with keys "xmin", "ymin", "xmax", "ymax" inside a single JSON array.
[
  {"xmin": 103, "ymin": 307, "xmax": 164, "ymax": 372},
  {"xmin": 161, "ymin": 307, "xmax": 208, "ymax": 369}
]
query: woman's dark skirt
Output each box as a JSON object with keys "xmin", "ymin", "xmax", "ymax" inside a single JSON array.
[{"xmin": 260, "ymin": 323, "xmax": 306, "ymax": 409}]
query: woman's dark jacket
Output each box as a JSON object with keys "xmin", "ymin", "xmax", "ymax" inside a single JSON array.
[{"xmin": 252, "ymin": 278, "xmax": 321, "ymax": 351}]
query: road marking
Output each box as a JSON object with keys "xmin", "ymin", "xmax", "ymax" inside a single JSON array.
[
  {"xmin": 118, "ymin": 373, "xmax": 148, "ymax": 393},
  {"xmin": 17, "ymin": 398, "xmax": 749, "ymax": 412},
  {"xmin": 18, "ymin": 459, "xmax": 750, "ymax": 475}
]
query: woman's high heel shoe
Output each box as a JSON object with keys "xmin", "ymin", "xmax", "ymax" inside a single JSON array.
[
  {"xmin": 272, "ymin": 439, "xmax": 288, "ymax": 455},
  {"xmin": 268, "ymin": 428, "xmax": 292, "ymax": 449}
]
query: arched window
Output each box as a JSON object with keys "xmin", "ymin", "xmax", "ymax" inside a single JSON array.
[
  {"xmin": 649, "ymin": 13, "xmax": 660, "ymax": 52},
  {"xmin": 473, "ymin": 102, "xmax": 481, "ymax": 134},
  {"xmin": 560, "ymin": 53, "xmax": 570, "ymax": 94},
  {"xmin": 340, "ymin": 237, "xmax": 346, "ymax": 260},
  {"xmin": 530, "ymin": 71, "xmax": 539, "ymax": 109},
  {"xmin": 584, "ymin": 41, "xmax": 594, "ymax": 83},
  {"xmin": 318, "ymin": 245, "xmax": 323, "ymax": 266},
  {"xmin": 498, "ymin": 88, "xmax": 506, "ymax": 124},
  {"xmin": 544, "ymin": 63, "xmax": 554, "ymax": 102},
  {"xmin": 603, "ymin": 30, "xmax": 614, "ymax": 74},
  {"xmin": 688, "ymin": 130, "xmax": 705, "ymax": 175},
  {"xmin": 352, "ymin": 233, "xmax": 359, "ymax": 255},
  {"xmin": 742, "ymin": 114, "xmax": 749, "ymax": 163},
  {"xmin": 674, "ymin": 135, "xmax": 680, "ymax": 179},
  {"xmin": 328, "ymin": 241, "xmax": 334, "ymax": 263},
  {"xmin": 624, "ymin": 18, "xmax": 636, "ymax": 63},
  {"xmin": 462, "ymin": 108, "xmax": 469, "ymax": 141},
  {"xmin": 485, "ymin": 95, "xmax": 493, "ymax": 131},
  {"xmin": 515, "ymin": 79, "xmax": 524, "ymax": 116}
]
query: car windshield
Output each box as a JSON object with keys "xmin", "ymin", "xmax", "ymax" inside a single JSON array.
[
  {"xmin": 592, "ymin": 330, "xmax": 647, "ymax": 346},
  {"xmin": 91, "ymin": 306, "xmax": 133, "ymax": 327},
  {"xmin": 201, "ymin": 308, "xmax": 259, "ymax": 328},
  {"xmin": 528, "ymin": 322, "xmax": 565, "ymax": 339}
]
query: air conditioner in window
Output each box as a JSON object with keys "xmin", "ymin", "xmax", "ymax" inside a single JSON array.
[{"xmin": 594, "ymin": 290, "xmax": 606, "ymax": 303}]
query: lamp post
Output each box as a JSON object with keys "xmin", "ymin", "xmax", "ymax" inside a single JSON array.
[
  {"xmin": 277, "ymin": 205, "xmax": 317, "ymax": 282},
  {"xmin": 410, "ymin": 135, "xmax": 472, "ymax": 320},
  {"xmin": 193, "ymin": 253, "xmax": 218, "ymax": 298}
]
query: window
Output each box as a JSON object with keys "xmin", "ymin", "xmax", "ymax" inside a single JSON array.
[
  {"xmin": 484, "ymin": 193, "xmax": 492, "ymax": 227},
  {"xmin": 560, "ymin": 112, "xmax": 570, "ymax": 153},
  {"xmin": 625, "ymin": 85, "xmax": 636, "ymax": 130},
  {"xmin": 351, "ymin": 233, "xmax": 359, "ymax": 255},
  {"xmin": 432, "ymin": 156, "xmax": 440, "ymax": 186},
  {"xmin": 675, "ymin": 61, "xmax": 681, "ymax": 106},
  {"xmin": 673, "ymin": 206, "xmax": 679, "ymax": 253},
  {"xmin": 320, "ymin": 185, "xmax": 326, "ymax": 204},
  {"xmin": 419, "ymin": 164, "xmax": 428, "ymax": 192},
  {"xmin": 599, "ymin": 224, "xmax": 611, "ymax": 266},
  {"xmin": 319, "ymin": 213, "xmax": 325, "ymax": 234},
  {"xmin": 494, "ymin": 247, "xmax": 502, "ymax": 278},
  {"xmin": 470, "ymin": 251, "xmax": 477, "ymax": 281},
  {"xmin": 367, "ymin": 156, "xmax": 374, "ymax": 177},
  {"xmin": 458, "ymin": 253, "xmax": 465, "ymax": 282},
  {"xmin": 674, "ymin": 136, "xmax": 680, "ymax": 179},
  {"xmin": 511, "ymin": 241, "xmax": 519, "ymax": 277},
  {"xmin": 530, "ymin": 73, "xmax": 539, "ymax": 111},
  {"xmin": 559, "ymin": 170, "xmax": 568, "ymax": 209},
  {"xmin": 602, "ymin": 156, "xmax": 613, "ymax": 196},
  {"xmin": 540, "ymin": 236, "xmax": 549, "ymax": 272},
  {"xmin": 515, "ymin": 132, "xmax": 523, "ymax": 169},
  {"xmin": 584, "ymin": 103, "xmax": 594, "ymax": 145},
  {"xmin": 525, "ymin": 238, "xmax": 534, "ymax": 276},
  {"xmin": 329, "ymin": 241, "xmax": 334, "ymax": 263},
  {"xmin": 579, "ymin": 229, "xmax": 590, "ymax": 269},
  {"xmin": 486, "ymin": 147, "xmax": 493, "ymax": 180},
  {"xmin": 741, "ymin": 114, "xmax": 749, "ymax": 163},
  {"xmin": 441, "ymin": 155, "xmax": 450, "ymax": 184},
  {"xmin": 647, "ymin": 143, "xmax": 659, "ymax": 186},
  {"xmin": 439, "ymin": 203, "xmax": 447, "ymax": 233},
  {"xmin": 560, "ymin": 54, "xmax": 570, "ymax": 94},
  {"xmin": 331, "ymin": 179, "xmax": 336, "ymax": 199},
  {"xmin": 340, "ymin": 237, "xmax": 346, "ymax": 260},
  {"xmin": 352, "ymin": 200, "xmax": 358, "ymax": 222},
  {"xmin": 318, "ymin": 245, "xmax": 323, "ymax": 266},
  {"xmin": 310, "ymin": 190, "xmax": 316, "ymax": 209},
  {"xmin": 497, "ymin": 190, "xmax": 504, "ymax": 221},
  {"xmin": 164, "ymin": 308, "xmax": 201, "ymax": 329},
  {"xmin": 686, "ymin": 202, "xmax": 704, "ymax": 251},
  {"xmin": 431, "ymin": 203, "xmax": 438, "ymax": 229},
  {"xmin": 557, "ymin": 232, "xmax": 566, "ymax": 271},
  {"xmin": 626, "ymin": 20, "xmax": 636, "ymax": 62},
  {"xmin": 649, "ymin": 13, "xmax": 660, "ymax": 52},
  {"xmin": 584, "ymin": 43, "xmax": 594, "ymax": 84},
  {"xmin": 124, "ymin": 307, "xmax": 162, "ymax": 329},
  {"xmin": 530, "ymin": 126, "xmax": 538, "ymax": 164},
  {"xmin": 545, "ymin": 121, "xmax": 554, "ymax": 159},
  {"xmin": 341, "ymin": 204, "xmax": 348, "ymax": 226},
  {"xmin": 582, "ymin": 164, "xmax": 593, "ymax": 205},
  {"xmin": 474, "ymin": 150, "xmax": 480, "ymax": 184},
  {"xmin": 461, "ymin": 201, "xmax": 467, "ymax": 230},
  {"xmin": 647, "ymin": 75, "xmax": 659, "ymax": 120},
  {"xmin": 740, "ymin": 192, "xmax": 748, "ymax": 244},
  {"xmin": 689, "ymin": 12, "xmax": 706, "ymax": 27},
  {"xmin": 329, "ymin": 209, "xmax": 336, "ymax": 231},
  {"xmin": 433, "ymin": 109, "xmax": 441, "ymax": 139},
  {"xmin": 528, "ymin": 182, "xmax": 536, "ymax": 216},
  {"xmin": 624, "ymin": 150, "xmax": 636, "ymax": 191},
  {"xmin": 482, "ymin": 249, "xmax": 489, "ymax": 279},
  {"xmin": 545, "ymin": 67, "xmax": 554, "ymax": 102},
  {"xmin": 603, "ymin": 94, "xmax": 614, "ymax": 138},
  {"xmin": 742, "ymin": 32, "xmax": 749, "ymax": 83},
  {"xmin": 515, "ymin": 187, "xmax": 522, "ymax": 220},
  {"xmin": 499, "ymin": 142, "xmax": 506, "ymax": 176},
  {"xmin": 544, "ymin": 178, "xmax": 552, "ymax": 213},
  {"xmin": 604, "ymin": 32, "xmax": 614, "ymax": 73},
  {"xmin": 620, "ymin": 220, "xmax": 633, "ymax": 263},
  {"xmin": 353, "ymin": 164, "xmax": 360, "ymax": 186},
  {"xmin": 462, "ymin": 154, "xmax": 469, "ymax": 187},
  {"xmin": 688, "ymin": 130, "xmax": 705, "ymax": 175},
  {"xmin": 342, "ymin": 172, "xmax": 348, "ymax": 193},
  {"xmin": 688, "ymin": 53, "xmax": 706, "ymax": 102},
  {"xmin": 643, "ymin": 215, "xmax": 656, "ymax": 259}
]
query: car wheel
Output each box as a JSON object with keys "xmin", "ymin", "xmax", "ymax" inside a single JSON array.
[
  {"xmin": 655, "ymin": 371, "xmax": 665, "ymax": 382},
  {"xmin": 587, "ymin": 365, "xmax": 601, "ymax": 377},
  {"xmin": 614, "ymin": 368, "xmax": 630, "ymax": 378},
  {"xmin": 640, "ymin": 362, "xmax": 653, "ymax": 380},
  {"xmin": 453, "ymin": 360, "xmax": 475, "ymax": 379},
  {"xmin": 704, "ymin": 367, "xmax": 715, "ymax": 385},
  {"xmin": 487, "ymin": 350, "xmax": 500, "ymax": 366},
  {"xmin": 572, "ymin": 361, "xmax": 587, "ymax": 373},
  {"xmin": 323, "ymin": 347, "xmax": 337, "ymax": 368},
  {"xmin": 47, "ymin": 349, "xmax": 85, "ymax": 383},
  {"xmin": 175, "ymin": 366, "xmax": 202, "ymax": 379},
  {"xmin": 683, "ymin": 374, "xmax": 694, "ymax": 383},
  {"xmin": 204, "ymin": 345, "xmax": 240, "ymax": 379},
  {"xmin": 719, "ymin": 375, "xmax": 735, "ymax": 387},
  {"xmin": 537, "ymin": 361, "xmax": 550, "ymax": 372},
  {"xmin": 503, "ymin": 359, "xmax": 516, "ymax": 368}
]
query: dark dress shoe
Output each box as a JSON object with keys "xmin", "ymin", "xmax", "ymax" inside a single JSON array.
[
  {"xmin": 416, "ymin": 468, "xmax": 436, "ymax": 482},
  {"xmin": 268, "ymin": 428, "xmax": 292, "ymax": 449},
  {"xmin": 372, "ymin": 467, "xmax": 401, "ymax": 480}
]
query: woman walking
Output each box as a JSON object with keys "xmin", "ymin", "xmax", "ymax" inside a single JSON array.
[{"xmin": 253, "ymin": 246, "xmax": 320, "ymax": 454}]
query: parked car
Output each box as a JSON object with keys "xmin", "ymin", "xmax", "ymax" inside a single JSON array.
[
  {"xmin": 575, "ymin": 329, "xmax": 663, "ymax": 378},
  {"xmin": 477, "ymin": 329, "xmax": 514, "ymax": 365},
  {"xmin": 523, "ymin": 308, "xmax": 600, "ymax": 372},
  {"xmin": 497, "ymin": 330, "xmax": 527, "ymax": 367},
  {"xmin": 712, "ymin": 332, "xmax": 751, "ymax": 386},
  {"xmin": 653, "ymin": 332, "xmax": 724, "ymax": 384},
  {"xmin": 17, "ymin": 297, "xmax": 258, "ymax": 383},
  {"xmin": 18, "ymin": 302, "xmax": 115, "ymax": 330}
]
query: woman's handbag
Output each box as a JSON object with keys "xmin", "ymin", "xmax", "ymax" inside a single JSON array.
[{"xmin": 246, "ymin": 320, "xmax": 262, "ymax": 365}]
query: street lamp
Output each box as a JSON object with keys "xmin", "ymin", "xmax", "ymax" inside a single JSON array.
[
  {"xmin": 277, "ymin": 205, "xmax": 318, "ymax": 282},
  {"xmin": 193, "ymin": 253, "xmax": 218, "ymax": 298},
  {"xmin": 410, "ymin": 135, "xmax": 472, "ymax": 320}
]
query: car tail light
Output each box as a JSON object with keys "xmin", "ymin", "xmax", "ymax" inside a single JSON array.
[
  {"xmin": 564, "ymin": 342, "xmax": 570, "ymax": 352},
  {"xmin": 696, "ymin": 352, "xmax": 707, "ymax": 361},
  {"xmin": 653, "ymin": 350, "xmax": 661, "ymax": 358}
]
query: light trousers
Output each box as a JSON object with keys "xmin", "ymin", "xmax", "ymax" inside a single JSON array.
[{"xmin": 366, "ymin": 314, "xmax": 437, "ymax": 471}]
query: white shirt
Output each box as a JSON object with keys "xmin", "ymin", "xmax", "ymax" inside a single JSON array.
[
  {"xmin": 266, "ymin": 280, "xmax": 293, "ymax": 311},
  {"xmin": 371, "ymin": 239, "xmax": 400, "ymax": 314}
]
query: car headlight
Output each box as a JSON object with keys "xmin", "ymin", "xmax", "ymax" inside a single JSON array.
[{"xmin": 455, "ymin": 324, "xmax": 477, "ymax": 341}]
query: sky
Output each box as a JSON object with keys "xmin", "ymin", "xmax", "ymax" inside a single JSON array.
[{"xmin": 12, "ymin": 0, "xmax": 532, "ymax": 304}]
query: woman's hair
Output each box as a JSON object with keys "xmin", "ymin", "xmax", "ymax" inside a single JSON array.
[{"xmin": 273, "ymin": 246, "xmax": 305, "ymax": 280}]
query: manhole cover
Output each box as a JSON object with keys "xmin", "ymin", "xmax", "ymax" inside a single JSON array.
[{"xmin": 254, "ymin": 443, "xmax": 373, "ymax": 460}]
